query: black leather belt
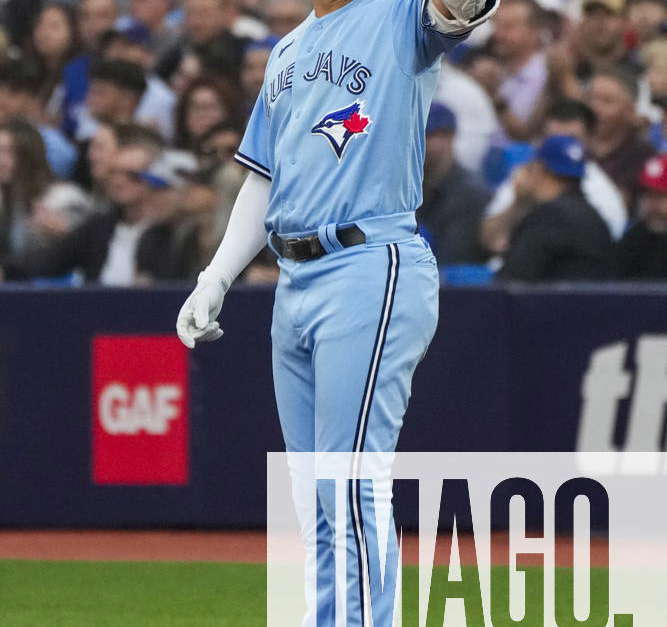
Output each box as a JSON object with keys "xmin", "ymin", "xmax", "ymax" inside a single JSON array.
[{"xmin": 271, "ymin": 226, "xmax": 366, "ymax": 262}]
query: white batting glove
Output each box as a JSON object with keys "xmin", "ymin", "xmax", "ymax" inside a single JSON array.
[
  {"xmin": 176, "ymin": 273, "xmax": 227, "ymax": 349},
  {"xmin": 443, "ymin": 0, "xmax": 488, "ymax": 23},
  {"xmin": 429, "ymin": 0, "xmax": 499, "ymax": 33}
]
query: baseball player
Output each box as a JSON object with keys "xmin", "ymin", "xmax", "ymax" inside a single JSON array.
[{"xmin": 177, "ymin": 0, "xmax": 500, "ymax": 624}]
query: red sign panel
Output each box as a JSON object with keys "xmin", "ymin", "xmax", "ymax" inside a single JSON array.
[{"xmin": 92, "ymin": 336, "xmax": 189, "ymax": 485}]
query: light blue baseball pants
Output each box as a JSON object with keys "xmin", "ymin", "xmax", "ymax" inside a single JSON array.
[{"xmin": 271, "ymin": 213, "xmax": 439, "ymax": 626}]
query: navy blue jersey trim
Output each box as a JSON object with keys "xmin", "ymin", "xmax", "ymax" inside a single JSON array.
[
  {"xmin": 278, "ymin": 39, "xmax": 295, "ymax": 58},
  {"xmin": 353, "ymin": 243, "xmax": 400, "ymax": 453},
  {"xmin": 349, "ymin": 242, "xmax": 400, "ymax": 626},
  {"xmin": 234, "ymin": 152, "xmax": 272, "ymax": 180},
  {"xmin": 236, "ymin": 151, "xmax": 270, "ymax": 173},
  {"xmin": 349, "ymin": 480, "xmax": 367, "ymax": 625}
]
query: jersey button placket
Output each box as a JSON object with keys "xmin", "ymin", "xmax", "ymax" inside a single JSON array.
[
  {"xmin": 285, "ymin": 21, "xmax": 322, "ymax": 183},
  {"xmin": 303, "ymin": 20, "xmax": 323, "ymax": 56}
]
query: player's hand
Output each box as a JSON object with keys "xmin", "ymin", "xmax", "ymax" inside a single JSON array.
[
  {"xmin": 176, "ymin": 275, "xmax": 227, "ymax": 349},
  {"xmin": 437, "ymin": 0, "xmax": 490, "ymax": 25},
  {"xmin": 443, "ymin": 0, "xmax": 486, "ymax": 22}
]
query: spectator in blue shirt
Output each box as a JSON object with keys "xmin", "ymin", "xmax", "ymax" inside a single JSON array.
[{"xmin": 61, "ymin": 0, "xmax": 119, "ymax": 138}]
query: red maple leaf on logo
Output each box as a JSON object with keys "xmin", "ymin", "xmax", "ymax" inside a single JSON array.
[{"xmin": 344, "ymin": 112, "xmax": 369, "ymax": 134}]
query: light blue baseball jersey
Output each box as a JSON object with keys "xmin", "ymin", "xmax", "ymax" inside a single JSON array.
[{"xmin": 234, "ymin": 0, "xmax": 469, "ymax": 235}]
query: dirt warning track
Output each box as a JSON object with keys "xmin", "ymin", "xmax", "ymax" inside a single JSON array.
[{"xmin": 0, "ymin": 530, "xmax": 617, "ymax": 567}]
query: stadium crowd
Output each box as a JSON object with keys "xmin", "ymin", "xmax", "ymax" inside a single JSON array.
[{"xmin": 0, "ymin": 0, "xmax": 665, "ymax": 286}]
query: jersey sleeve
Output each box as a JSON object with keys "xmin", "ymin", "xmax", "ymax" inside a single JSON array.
[
  {"xmin": 234, "ymin": 91, "xmax": 272, "ymax": 181},
  {"xmin": 392, "ymin": 0, "xmax": 471, "ymax": 75}
]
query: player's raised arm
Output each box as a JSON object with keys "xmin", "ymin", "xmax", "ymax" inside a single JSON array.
[
  {"xmin": 394, "ymin": 0, "xmax": 501, "ymax": 74},
  {"xmin": 176, "ymin": 172, "xmax": 271, "ymax": 349}
]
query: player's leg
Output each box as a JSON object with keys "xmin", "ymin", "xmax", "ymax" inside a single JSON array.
[
  {"xmin": 308, "ymin": 237, "xmax": 440, "ymax": 626},
  {"xmin": 271, "ymin": 264, "xmax": 336, "ymax": 626}
]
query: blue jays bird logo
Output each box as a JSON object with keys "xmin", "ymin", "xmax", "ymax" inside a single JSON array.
[{"xmin": 311, "ymin": 101, "xmax": 372, "ymax": 160}]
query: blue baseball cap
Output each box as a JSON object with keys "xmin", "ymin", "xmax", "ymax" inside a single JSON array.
[
  {"xmin": 138, "ymin": 151, "xmax": 198, "ymax": 189},
  {"xmin": 245, "ymin": 36, "xmax": 280, "ymax": 54},
  {"xmin": 116, "ymin": 23, "xmax": 152, "ymax": 47},
  {"xmin": 426, "ymin": 103, "xmax": 457, "ymax": 135},
  {"xmin": 536, "ymin": 135, "xmax": 586, "ymax": 179}
]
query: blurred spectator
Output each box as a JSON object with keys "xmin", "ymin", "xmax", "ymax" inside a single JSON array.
[
  {"xmin": 79, "ymin": 120, "xmax": 165, "ymax": 199},
  {"xmin": 641, "ymin": 37, "xmax": 667, "ymax": 151},
  {"xmin": 79, "ymin": 59, "xmax": 148, "ymax": 141},
  {"xmin": 498, "ymin": 135, "xmax": 615, "ymax": 281},
  {"xmin": 418, "ymin": 104, "xmax": 491, "ymax": 266},
  {"xmin": 643, "ymin": 38, "xmax": 667, "ymax": 105},
  {"xmin": 170, "ymin": 50, "xmax": 203, "ymax": 95},
  {"xmin": 465, "ymin": 48, "xmax": 504, "ymax": 100},
  {"xmin": 229, "ymin": 0, "xmax": 269, "ymax": 40},
  {"xmin": 135, "ymin": 149, "xmax": 202, "ymax": 283},
  {"xmin": 87, "ymin": 121, "xmax": 119, "ymax": 206},
  {"xmin": 0, "ymin": 26, "xmax": 8, "ymax": 55},
  {"xmin": 133, "ymin": 147, "xmax": 246, "ymax": 282},
  {"xmin": 2, "ymin": 0, "xmax": 42, "ymax": 47},
  {"xmin": 61, "ymin": 0, "xmax": 120, "ymax": 137},
  {"xmin": 617, "ymin": 155, "xmax": 667, "ymax": 279},
  {"xmin": 27, "ymin": 2, "xmax": 81, "ymax": 119},
  {"xmin": 574, "ymin": 0, "xmax": 643, "ymax": 83},
  {"xmin": 587, "ymin": 69, "xmax": 656, "ymax": 210},
  {"xmin": 100, "ymin": 26, "xmax": 177, "ymax": 139},
  {"xmin": 193, "ymin": 120, "xmax": 245, "ymax": 239},
  {"xmin": 241, "ymin": 38, "xmax": 274, "ymax": 110},
  {"xmin": 238, "ymin": 0, "xmax": 263, "ymax": 13},
  {"xmin": 0, "ymin": 0, "xmax": 661, "ymax": 286},
  {"xmin": 482, "ymin": 99, "xmax": 628, "ymax": 255},
  {"xmin": 264, "ymin": 0, "xmax": 311, "ymax": 38},
  {"xmin": 0, "ymin": 118, "xmax": 92, "ymax": 277},
  {"xmin": 0, "ymin": 58, "xmax": 78, "ymax": 179},
  {"xmin": 24, "ymin": 125, "xmax": 165, "ymax": 285},
  {"xmin": 175, "ymin": 76, "xmax": 241, "ymax": 151},
  {"xmin": 197, "ymin": 121, "xmax": 242, "ymax": 174},
  {"xmin": 78, "ymin": 0, "xmax": 119, "ymax": 51},
  {"xmin": 117, "ymin": 0, "xmax": 182, "ymax": 64},
  {"xmin": 0, "ymin": 61, "xmax": 38, "ymax": 125},
  {"xmin": 181, "ymin": 0, "xmax": 247, "ymax": 84},
  {"xmin": 628, "ymin": 0, "xmax": 667, "ymax": 48},
  {"xmin": 435, "ymin": 61, "xmax": 502, "ymax": 172},
  {"xmin": 491, "ymin": 0, "xmax": 549, "ymax": 140}
]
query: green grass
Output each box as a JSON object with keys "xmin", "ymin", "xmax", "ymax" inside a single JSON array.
[
  {"xmin": 0, "ymin": 561, "xmax": 266, "ymax": 627},
  {"xmin": 0, "ymin": 561, "xmax": 614, "ymax": 626}
]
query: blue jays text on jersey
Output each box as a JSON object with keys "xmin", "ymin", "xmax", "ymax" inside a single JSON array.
[
  {"xmin": 234, "ymin": 0, "xmax": 469, "ymax": 236},
  {"xmin": 268, "ymin": 52, "xmax": 372, "ymax": 107},
  {"xmin": 303, "ymin": 52, "xmax": 372, "ymax": 94},
  {"xmin": 264, "ymin": 51, "xmax": 373, "ymax": 112}
]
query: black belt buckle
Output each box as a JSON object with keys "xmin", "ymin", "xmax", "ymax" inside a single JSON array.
[{"xmin": 285, "ymin": 235, "xmax": 324, "ymax": 261}]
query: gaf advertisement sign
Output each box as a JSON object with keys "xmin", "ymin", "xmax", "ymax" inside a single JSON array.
[{"xmin": 92, "ymin": 336, "xmax": 189, "ymax": 486}]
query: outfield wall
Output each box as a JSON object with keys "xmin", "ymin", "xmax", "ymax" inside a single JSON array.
[{"xmin": 0, "ymin": 284, "xmax": 665, "ymax": 528}]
